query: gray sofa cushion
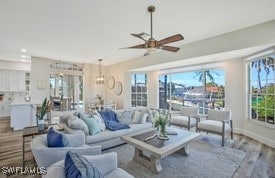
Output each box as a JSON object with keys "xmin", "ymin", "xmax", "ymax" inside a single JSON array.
[
  {"xmin": 86, "ymin": 128, "xmax": 131, "ymax": 144},
  {"xmin": 85, "ymin": 123, "xmax": 152, "ymax": 145}
]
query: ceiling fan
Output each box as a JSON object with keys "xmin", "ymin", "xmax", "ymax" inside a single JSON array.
[{"xmin": 124, "ymin": 6, "xmax": 184, "ymax": 56}]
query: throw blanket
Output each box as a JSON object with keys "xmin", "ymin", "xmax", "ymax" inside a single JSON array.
[{"xmin": 99, "ymin": 110, "xmax": 130, "ymax": 131}]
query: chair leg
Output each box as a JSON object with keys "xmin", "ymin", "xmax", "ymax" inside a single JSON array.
[
  {"xmin": 222, "ymin": 133, "xmax": 225, "ymax": 147},
  {"xmin": 230, "ymin": 120, "xmax": 233, "ymax": 139}
]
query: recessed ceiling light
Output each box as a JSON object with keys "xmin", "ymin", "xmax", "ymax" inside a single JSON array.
[
  {"xmin": 20, "ymin": 49, "xmax": 27, "ymax": 53},
  {"xmin": 21, "ymin": 55, "xmax": 27, "ymax": 58}
]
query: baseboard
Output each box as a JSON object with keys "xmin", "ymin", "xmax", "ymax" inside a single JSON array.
[
  {"xmin": 242, "ymin": 129, "xmax": 275, "ymax": 148},
  {"xmin": 233, "ymin": 128, "xmax": 243, "ymax": 134}
]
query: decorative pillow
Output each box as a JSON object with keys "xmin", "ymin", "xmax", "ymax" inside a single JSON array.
[
  {"xmin": 141, "ymin": 109, "xmax": 154, "ymax": 122},
  {"xmin": 132, "ymin": 110, "xmax": 148, "ymax": 124},
  {"xmin": 116, "ymin": 110, "xmax": 133, "ymax": 124},
  {"xmin": 67, "ymin": 115, "xmax": 89, "ymax": 135},
  {"xmin": 65, "ymin": 151, "xmax": 104, "ymax": 178},
  {"xmin": 59, "ymin": 114, "xmax": 72, "ymax": 124},
  {"xmin": 47, "ymin": 127, "xmax": 64, "ymax": 147},
  {"xmin": 73, "ymin": 111, "xmax": 79, "ymax": 117},
  {"xmin": 93, "ymin": 111, "xmax": 106, "ymax": 131},
  {"xmin": 83, "ymin": 118, "xmax": 101, "ymax": 135},
  {"xmin": 78, "ymin": 112, "xmax": 92, "ymax": 120}
]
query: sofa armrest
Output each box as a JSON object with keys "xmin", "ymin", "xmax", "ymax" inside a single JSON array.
[
  {"xmin": 30, "ymin": 135, "xmax": 102, "ymax": 169},
  {"xmin": 85, "ymin": 152, "xmax": 117, "ymax": 175},
  {"xmin": 64, "ymin": 132, "xmax": 85, "ymax": 147},
  {"xmin": 43, "ymin": 152, "xmax": 118, "ymax": 178}
]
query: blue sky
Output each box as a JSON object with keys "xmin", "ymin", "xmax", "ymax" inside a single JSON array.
[
  {"xmin": 250, "ymin": 65, "xmax": 275, "ymax": 87},
  {"xmin": 160, "ymin": 69, "xmax": 225, "ymax": 87}
]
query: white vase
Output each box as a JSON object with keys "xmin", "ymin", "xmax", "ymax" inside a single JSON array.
[{"xmin": 37, "ymin": 118, "xmax": 45, "ymax": 131}]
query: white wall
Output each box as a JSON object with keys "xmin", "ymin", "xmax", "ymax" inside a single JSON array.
[
  {"xmin": 147, "ymin": 71, "xmax": 160, "ymax": 109},
  {"xmin": 0, "ymin": 59, "xmax": 30, "ymax": 71},
  {"xmin": 103, "ymin": 62, "xmax": 160, "ymax": 109},
  {"xmin": 30, "ymin": 57, "xmax": 52, "ymax": 104},
  {"xmin": 83, "ymin": 63, "xmax": 106, "ymax": 111},
  {"xmin": 224, "ymin": 57, "xmax": 275, "ymax": 148},
  {"xmin": 224, "ymin": 58, "xmax": 245, "ymax": 133}
]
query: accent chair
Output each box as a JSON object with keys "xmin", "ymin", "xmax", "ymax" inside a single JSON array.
[
  {"xmin": 169, "ymin": 106, "xmax": 199, "ymax": 130},
  {"xmin": 196, "ymin": 109, "xmax": 233, "ymax": 146}
]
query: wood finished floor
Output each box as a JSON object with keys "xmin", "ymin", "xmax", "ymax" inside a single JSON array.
[{"xmin": 0, "ymin": 118, "xmax": 274, "ymax": 178}]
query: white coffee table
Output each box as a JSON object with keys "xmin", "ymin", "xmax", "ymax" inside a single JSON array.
[{"xmin": 121, "ymin": 127, "xmax": 200, "ymax": 174}]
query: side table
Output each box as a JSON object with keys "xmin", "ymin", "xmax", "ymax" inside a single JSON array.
[{"xmin": 22, "ymin": 123, "xmax": 64, "ymax": 167}]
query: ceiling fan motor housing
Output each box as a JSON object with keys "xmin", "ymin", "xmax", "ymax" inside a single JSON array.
[{"xmin": 148, "ymin": 6, "xmax": 155, "ymax": 13}]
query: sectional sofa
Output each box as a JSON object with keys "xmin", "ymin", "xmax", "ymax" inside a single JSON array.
[{"xmin": 60, "ymin": 108, "xmax": 159, "ymax": 150}]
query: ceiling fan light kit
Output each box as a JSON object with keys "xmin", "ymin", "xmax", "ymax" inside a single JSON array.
[{"xmin": 124, "ymin": 5, "xmax": 184, "ymax": 56}]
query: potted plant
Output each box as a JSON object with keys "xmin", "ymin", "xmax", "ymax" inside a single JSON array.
[
  {"xmin": 36, "ymin": 98, "xmax": 49, "ymax": 131},
  {"xmin": 153, "ymin": 114, "xmax": 169, "ymax": 139}
]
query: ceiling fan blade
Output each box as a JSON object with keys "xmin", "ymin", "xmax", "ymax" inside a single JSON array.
[
  {"xmin": 124, "ymin": 44, "xmax": 146, "ymax": 49},
  {"xmin": 131, "ymin": 33, "xmax": 148, "ymax": 41},
  {"xmin": 156, "ymin": 34, "xmax": 184, "ymax": 46},
  {"xmin": 161, "ymin": 45, "xmax": 180, "ymax": 52}
]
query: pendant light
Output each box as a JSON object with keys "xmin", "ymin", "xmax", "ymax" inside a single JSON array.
[{"xmin": 96, "ymin": 59, "xmax": 104, "ymax": 84}]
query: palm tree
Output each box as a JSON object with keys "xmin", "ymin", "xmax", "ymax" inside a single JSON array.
[
  {"xmin": 193, "ymin": 70, "xmax": 220, "ymax": 113},
  {"xmin": 251, "ymin": 57, "xmax": 274, "ymax": 93},
  {"xmin": 193, "ymin": 70, "xmax": 220, "ymax": 84}
]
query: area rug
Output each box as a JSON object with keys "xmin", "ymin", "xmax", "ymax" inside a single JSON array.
[{"xmin": 103, "ymin": 140, "xmax": 246, "ymax": 178}]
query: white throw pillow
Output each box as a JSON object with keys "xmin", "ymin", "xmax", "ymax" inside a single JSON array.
[
  {"xmin": 92, "ymin": 111, "xmax": 106, "ymax": 131},
  {"xmin": 132, "ymin": 110, "xmax": 148, "ymax": 124},
  {"xmin": 116, "ymin": 110, "xmax": 133, "ymax": 124},
  {"xmin": 141, "ymin": 109, "xmax": 154, "ymax": 122},
  {"xmin": 67, "ymin": 115, "xmax": 89, "ymax": 135}
]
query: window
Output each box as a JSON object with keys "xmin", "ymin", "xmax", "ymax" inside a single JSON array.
[
  {"xmin": 159, "ymin": 69, "xmax": 225, "ymax": 114},
  {"xmin": 131, "ymin": 74, "xmax": 147, "ymax": 107},
  {"xmin": 248, "ymin": 54, "xmax": 274, "ymax": 125}
]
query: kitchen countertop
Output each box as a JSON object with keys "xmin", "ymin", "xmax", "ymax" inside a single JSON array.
[
  {"xmin": 10, "ymin": 102, "xmax": 39, "ymax": 106},
  {"xmin": 0, "ymin": 101, "xmax": 11, "ymax": 104}
]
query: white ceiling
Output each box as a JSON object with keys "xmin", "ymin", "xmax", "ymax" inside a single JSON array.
[
  {"xmin": 0, "ymin": 0, "xmax": 275, "ymax": 65},
  {"xmin": 131, "ymin": 44, "xmax": 275, "ymax": 72}
]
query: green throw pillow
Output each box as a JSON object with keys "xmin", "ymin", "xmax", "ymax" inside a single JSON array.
[{"xmin": 83, "ymin": 118, "xmax": 101, "ymax": 135}]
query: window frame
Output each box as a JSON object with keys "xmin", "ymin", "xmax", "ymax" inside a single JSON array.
[
  {"xmin": 159, "ymin": 67, "xmax": 225, "ymax": 114},
  {"xmin": 246, "ymin": 52, "xmax": 275, "ymax": 128},
  {"xmin": 131, "ymin": 74, "xmax": 148, "ymax": 107}
]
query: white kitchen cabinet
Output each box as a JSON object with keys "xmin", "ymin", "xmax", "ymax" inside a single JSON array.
[
  {"xmin": 9, "ymin": 71, "xmax": 19, "ymax": 91},
  {"xmin": 0, "ymin": 70, "xmax": 10, "ymax": 91},
  {"xmin": 0, "ymin": 70, "xmax": 27, "ymax": 92},
  {"xmin": 18, "ymin": 71, "xmax": 26, "ymax": 91}
]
